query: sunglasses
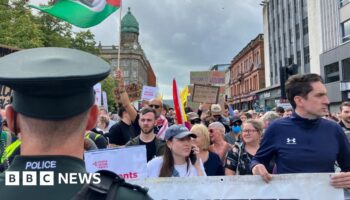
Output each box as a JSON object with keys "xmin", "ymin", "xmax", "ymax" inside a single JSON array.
[
  {"xmin": 149, "ymin": 104, "xmax": 161, "ymax": 109},
  {"xmin": 190, "ymin": 119, "xmax": 201, "ymax": 125},
  {"xmin": 209, "ymin": 129, "xmax": 214, "ymax": 133}
]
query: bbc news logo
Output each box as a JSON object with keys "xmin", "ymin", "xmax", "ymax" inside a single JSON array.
[{"xmin": 5, "ymin": 171, "xmax": 101, "ymax": 186}]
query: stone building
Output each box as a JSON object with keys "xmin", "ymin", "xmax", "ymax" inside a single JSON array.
[{"xmin": 98, "ymin": 8, "xmax": 156, "ymax": 92}]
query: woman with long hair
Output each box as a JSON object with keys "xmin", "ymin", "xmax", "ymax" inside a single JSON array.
[
  {"xmin": 191, "ymin": 124, "xmax": 224, "ymax": 176},
  {"xmin": 147, "ymin": 125, "xmax": 206, "ymax": 177},
  {"xmin": 225, "ymin": 119, "xmax": 263, "ymax": 175}
]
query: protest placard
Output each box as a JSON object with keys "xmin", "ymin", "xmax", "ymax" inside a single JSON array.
[
  {"xmin": 0, "ymin": 85, "xmax": 12, "ymax": 108},
  {"xmin": 84, "ymin": 146, "xmax": 147, "ymax": 180},
  {"xmin": 190, "ymin": 71, "xmax": 210, "ymax": 85},
  {"xmin": 93, "ymin": 83, "xmax": 102, "ymax": 107},
  {"xmin": 131, "ymin": 173, "xmax": 344, "ymax": 200},
  {"xmin": 192, "ymin": 84, "xmax": 220, "ymax": 104},
  {"xmin": 126, "ymin": 82, "xmax": 142, "ymax": 102},
  {"xmin": 141, "ymin": 86, "xmax": 158, "ymax": 101},
  {"xmin": 210, "ymin": 71, "xmax": 225, "ymax": 85}
]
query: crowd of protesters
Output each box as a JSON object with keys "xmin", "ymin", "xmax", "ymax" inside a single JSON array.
[{"xmin": 1, "ymin": 72, "xmax": 350, "ymax": 189}]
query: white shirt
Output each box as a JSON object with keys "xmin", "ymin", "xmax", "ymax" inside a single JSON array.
[{"xmin": 147, "ymin": 156, "xmax": 206, "ymax": 178}]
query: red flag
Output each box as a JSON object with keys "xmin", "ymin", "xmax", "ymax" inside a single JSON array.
[{"xmin": 173, "ymin": 79, "xmax": 184, "ymax": 125}]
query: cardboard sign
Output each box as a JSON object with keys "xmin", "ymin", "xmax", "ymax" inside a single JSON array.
[
  {"xmin": 126, "ymin": 82, "xmax": 142, "ymax": 102},
  {"xmin": 192, "ymin": 84, "xmax": 220, "ymax": 104},
  {"xmin": 210, "ymin": 71, "xmax": 225, "ymax": 85},
  {"xmin": 190, "ymin": 71, "xmax": 225, "ymax": 85},
  {"xmin": 141, "ymin": 86, "xmax": 158, "ymax": 101},
  {"xmin": 0, "ymin": 85, "xmax": 12, "ymax": 109},
  {"xmin": 190, "ymin": 71, "xmax": 210, "ymax": 85},
  {"xmin": 84, "ymin": 146, "xmax": 147, "ymax": 180}
]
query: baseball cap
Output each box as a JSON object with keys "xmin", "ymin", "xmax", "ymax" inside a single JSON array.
[
  {"xmin": 187, "ymin": 112, "xmax": 199, "ymax": 121},
  {"xmin": 164, "ymin": 125, "xmax": 197, "ymax": 140},
  {"xmin": 211, "ymin": 104, "xmax": 222, "ymax": 115}
]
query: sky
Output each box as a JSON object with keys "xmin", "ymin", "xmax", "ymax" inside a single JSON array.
[{"xmin": 30, "ymin": 0, "xmax": 263, "ymax": 99}]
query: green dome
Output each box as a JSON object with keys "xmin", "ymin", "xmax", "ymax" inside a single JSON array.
[{"xmin": 121, "ymin": 8, "xmax": 139, "ymax": 34}]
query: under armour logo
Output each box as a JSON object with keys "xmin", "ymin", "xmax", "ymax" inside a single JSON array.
[{"xmin": 286, "ymin": 138, "xmax": 296, "ymax": 144}]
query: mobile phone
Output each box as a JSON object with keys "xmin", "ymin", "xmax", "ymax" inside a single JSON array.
[{"xmin": 189, "ymin": 149, "xmax": 197, "ymax": 165}]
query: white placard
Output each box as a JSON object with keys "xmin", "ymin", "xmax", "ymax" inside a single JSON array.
[
  {"xmin": 131, "ymin": 173, "xmax": 344, "ymax": 200},
  {"xmin": 102, "ymin": 91, "xmax": 108, "ymax": 112},
  {"xmin": 141, "ymin": 86, "xmax": 158, "ymax": 101},
  {"xmin": 84, "ymin": 146, "xmax": 147, "ymax": 180},
  {"xmin": 93, "ymin": 83, "xmax": 102, "ymax": 107}
]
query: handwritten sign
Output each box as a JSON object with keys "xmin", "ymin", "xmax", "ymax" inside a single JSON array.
[
  {"xmin": 0, "ymin": 85, "xmax": 12, "ymax": 108},
  {"xmin": 126, "ymin": 82, "xmax": 142, "ymax": 102},
  {"xmin": 192, "ymin": 84, "xmax": 220, "ymax": 104}
]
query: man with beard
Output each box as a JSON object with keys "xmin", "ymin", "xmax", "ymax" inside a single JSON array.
[
  {"xmin": 126, "ymin": 107, "xmax": 165, "ymax": 162},
  {"xmin": 339, "ymin": 101, "xmax": 350, "ymax": 143},
  {"xmin": 115, "ymin": 69, "xmax": 168, "ymax": 140}
]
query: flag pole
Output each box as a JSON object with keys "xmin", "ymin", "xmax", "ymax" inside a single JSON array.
[{"xmin": 117, "ymin": 0, "xmax": 123, "ymax": 70}]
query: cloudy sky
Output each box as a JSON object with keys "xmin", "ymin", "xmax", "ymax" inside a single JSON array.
[{"xmin": 30, "ymin": 0, "xmax": 263, "ymax": 99}]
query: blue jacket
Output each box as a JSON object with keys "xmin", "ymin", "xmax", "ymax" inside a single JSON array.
[{"xmin": 251, "ymin": 112, "xmax": 350, "ymax": 173}]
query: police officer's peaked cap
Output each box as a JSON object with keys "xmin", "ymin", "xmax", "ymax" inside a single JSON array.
[{"xmin": 0, "ymin": 47, "xmax": 111, "ymax": 120}]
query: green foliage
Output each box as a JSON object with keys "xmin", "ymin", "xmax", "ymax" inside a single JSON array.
[
  {"xmin": 71, "ymin": 30, "xmax": 98, "ymax": 54},
  {"xmin": 0, "ymin": 0, "xmax": 98, "ymax": 54},
  {"xmin": 101, "ymin": 74, "xmax": 117, "ymax": 112},
  {"xmin": 0, "ymin": 0, "xmax": 44, "ymax": 48}
]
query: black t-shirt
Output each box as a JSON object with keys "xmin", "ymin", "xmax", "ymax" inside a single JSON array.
[
  {"xmin": 204, "ymin": 151, "xmax": 225, "ymax": 176},
  {"xmin": 105, "ymin": 120, "xmax": 138, "ymax": 146},
  {"xmin": 139, "ymin": 137, "xmax": 157, "ymax": 162}
]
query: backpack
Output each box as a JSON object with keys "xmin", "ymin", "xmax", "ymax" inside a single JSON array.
[{"xmin": 71, "ymin": 170, "xmax": 153, "ymax": 200}]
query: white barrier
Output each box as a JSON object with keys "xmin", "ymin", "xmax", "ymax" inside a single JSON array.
[{"xmin": 131, "ymin": 173, "xmax": 344, "ymax": 200}]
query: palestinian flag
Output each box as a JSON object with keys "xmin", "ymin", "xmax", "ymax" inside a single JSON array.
[{"xmin": 29, "ymin": 0, "xmax": 121, "ymax": 28}]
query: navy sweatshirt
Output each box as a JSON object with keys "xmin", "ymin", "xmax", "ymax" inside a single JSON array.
[{"xmin": 250, "ymin": 112, "xmax": 350, "ymax": 173}]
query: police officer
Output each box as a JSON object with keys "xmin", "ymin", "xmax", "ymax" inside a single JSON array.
[{"xmin": 0, "ymin": 47, "xmax": 152, "ymax": 200}]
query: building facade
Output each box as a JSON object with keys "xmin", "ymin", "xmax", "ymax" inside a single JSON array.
[
  {"xmin": 229, "ymin": 34, "xmax": 265, "ymax": 111},
  {"xmin": 98, "ymin": 8, "xmax": 156, "ymax": 89},
  {"xmin": 319, "ymin": 0, "xmax": 350, "ymax": 113},
  {"xmin": 259, "ymin": 0, "xmax": 323, "ymax": 110}
]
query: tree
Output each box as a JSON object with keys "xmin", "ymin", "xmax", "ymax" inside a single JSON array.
[
  {"xmin": 0, "ymin": 0, "xmax": 99, "ymax": 54},
  {"xmin": 0, "ymin": 0, "xmax": 44, "ymax": 48},
  {"xmin": 71, "ymin": 30, "xmax": 98, "ymax": 54}
]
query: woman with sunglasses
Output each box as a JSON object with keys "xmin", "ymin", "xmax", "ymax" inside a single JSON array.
[
  {"xmin": 147, "ymin": 125, "xmax": 206, "ymax": 177},
  {"xmin": 191, "ymin": 124, "xmax": 224, "ymax": 176},
  {"xmin": 225, "ymin": 119, "xmax": 263, "ymax": 175}
]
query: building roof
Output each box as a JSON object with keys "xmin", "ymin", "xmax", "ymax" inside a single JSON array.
[{"xmin": 121, "ymin": 7, "xmax": 139, "ymax": 34}]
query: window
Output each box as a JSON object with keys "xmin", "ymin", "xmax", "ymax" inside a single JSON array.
[
  {"xmin": 342, "ymin": 20, "xmax": 350, "ymax": 43},
  {"xmin": 304, "ymin": 46, "xmax": 310, "ymax": 64},
  {"xmin": 302, "ymin": 18, "xmax": 308, "ymax": 34},
  {"xmin": 342, "ymin": 58, "xmax": 350, "ymax": 81},
  {"xmin": 123, "ymin": 70, "xmax": 129, "ymax": 77},
  {"xmin": 297, "ymin": 51, "xmax": 301, "ymax": 66},
  {"xmin": 295, "ymin": 24, "xmax": 300, "ymax": 39},
  {"xmin": 324, "ymin": 62, "xmax": 340, "ymax": 83}
]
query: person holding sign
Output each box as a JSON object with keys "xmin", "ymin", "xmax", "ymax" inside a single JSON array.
[
  {"xmin": 115, "ymin": 69, "xmax": 168, "ymax": 140},
  {"xmin": 251, "ymin": 74, "xmax": 350, "ymax": 189},
  {"xmin": 147, "ymin": 125, "xmax": 206, "ymax": 177}
]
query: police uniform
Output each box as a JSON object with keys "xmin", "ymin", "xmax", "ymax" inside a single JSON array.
[{"xmin": 0, "ymin": 48, "xmax": 152, "ymax": 200}]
